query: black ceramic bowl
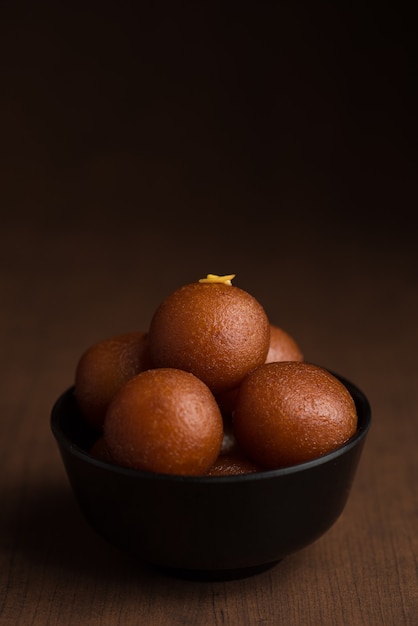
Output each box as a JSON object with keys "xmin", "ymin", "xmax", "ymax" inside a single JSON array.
[{"xmin": 51, "ymin": 373, "xmax": 371, "ymax": 580}]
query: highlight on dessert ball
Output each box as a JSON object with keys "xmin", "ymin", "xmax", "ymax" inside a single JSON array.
[{"xmin": 73, "ymin": 273, "xmax": 359, "ymax": 476}]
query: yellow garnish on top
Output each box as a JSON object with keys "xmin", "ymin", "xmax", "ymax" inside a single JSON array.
[{"xmin": 198, "ymin": 274, "xmax": 236, "ymax": 285}]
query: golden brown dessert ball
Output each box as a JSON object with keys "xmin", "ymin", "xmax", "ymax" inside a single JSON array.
[
  {"xmin": 206, "ymin": 451, "xmax": 262, "ymax": 476},
  {"xmin": 148, "ymin": 279, "xmax": 270, "ymax": 395},
  {"xmin": 233, "ymin": 361, "xmax": 358, "ymax": 469},
  {"xmin": 89, "ymin": 436, "xmax": 114, "ymax": 464},
  {"xmin": 266, "ymin": 324, "xmax": 303, "ymax": 363},
  {"xmin": 74, "ymin": 331, "xmax": 153, "ymax": 431},
  {"xmin": 103, "ymin": 368, "xmax": 224, "ymax": 476}
]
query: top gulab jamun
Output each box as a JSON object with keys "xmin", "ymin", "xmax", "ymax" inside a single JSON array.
[{"xmin": 148, "ymin": 275, "xmax": 270, "ymax": 394}]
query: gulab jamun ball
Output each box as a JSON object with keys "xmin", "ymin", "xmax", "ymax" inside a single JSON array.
[
  {"xmin": 233, "ymin": 361, "xmax": 358, "ymax": 469},
  {"xmin": 266, "ymin": 324, "xmax": 303, "ymax": 363},
  {"xmin": 89, "ymin": 436, "xmax": 114, "ymax": 464},
  {"xmin": 74, "ymin": 331, "xmax": 153, "ymax": 430},
  {"xmin": 206, "ymin": 450, "xmax": 262, "ymax": 476},
  {"xmin": 148, "ymin": 275, "xmax": 270, "ymax": 394},
  {"xmin": 103, "ymin": 368, "xmax": 224, "ymax": 476}
]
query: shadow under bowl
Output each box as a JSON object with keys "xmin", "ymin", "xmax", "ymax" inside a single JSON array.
[{"xmin": 51, "ymin": 373, "xmax": 371, "ymax": 580}]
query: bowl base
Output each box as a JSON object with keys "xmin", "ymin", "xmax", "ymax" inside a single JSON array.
[{"xmin": 155, "ymin": 560, "xmax": 281, "ymax": 581}]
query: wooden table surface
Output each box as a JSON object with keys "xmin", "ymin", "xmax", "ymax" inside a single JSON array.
[{"xmin": 1, "ymin": 4, "xmax": 416, "ymax": 625}]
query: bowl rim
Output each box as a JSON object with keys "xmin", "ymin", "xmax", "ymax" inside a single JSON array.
[{"xmin": 51, "ymin": 371, "xmax": 371, "ymax": 484}]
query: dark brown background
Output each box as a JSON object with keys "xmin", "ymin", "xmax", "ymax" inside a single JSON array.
[{"xmin": 1, "ymin": 2, "xmax": 417, "ymax": 624}]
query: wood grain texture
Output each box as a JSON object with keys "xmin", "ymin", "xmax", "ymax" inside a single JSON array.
[{"xmin": 1, "ymin": 3, "xmax": 416, "ymax": 624}]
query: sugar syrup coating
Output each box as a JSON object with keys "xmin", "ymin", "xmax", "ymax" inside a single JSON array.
[
  {"xmin": 233, "ymin": 361, "xmax": 358, "ymax": 469},
  {"xmin": 148, "ymin": 281, "xmax": 270, "ymax": 395},
  {"xmin": 103, "ymin": 368, "xmax": 224, "ymax": 476},
  {"xmin": 74, "ymin": 331, "xmax": 153, "ymax": 430}
]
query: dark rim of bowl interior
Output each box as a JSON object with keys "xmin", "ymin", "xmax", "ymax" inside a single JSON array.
[{"xmin": 51, "ymin": 373, "xmax": 371, "ymax": 484}]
